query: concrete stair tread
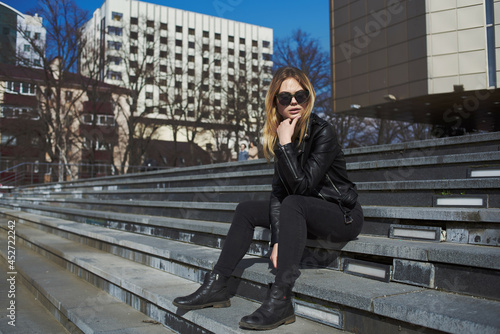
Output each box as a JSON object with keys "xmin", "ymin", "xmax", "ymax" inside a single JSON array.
[
  {"xmin": 344, "ymin": 132, "xmax": 500, "ymax": 156},
  {"xmin": 358, "ymin": 177, "xmax": 500, "ymax": 190},
  {"xmin": 3, "ymin": 220, "xmax": 500, "ymax": 333},
  {"xmin": 347, "ymin": 151, "xmax": 500, "ymax": 170},
  {"xmin": 363, "ymin": 205, "xmax": 500, "ymax": 222},
  {"xmin": 5, "ymin": 197, "xmax": 500, "ymax": 224},
  {"xmin": 0, "ymin": 259, "xmax": 71, "ymax": 334},
  {"xmin": 14, "ymin": 151, "xmax": 500, "ymax": 195},
  {"xmin": 3, "ymin": 208, "xmax": 500, "ymax": 271},
  {"xmin": 0, "ymin": 224, "xmax": 342, "ymax": 334},
  {"xmin": 12, "ymin": 177, "xmax": 500, "ymax": 199},
  {"xmin": 0, "ymin": 240, "xmax": 175, "ymax": 333}
]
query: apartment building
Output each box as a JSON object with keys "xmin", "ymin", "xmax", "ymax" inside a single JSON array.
[
  {"xmin": 330, "ymin": 0, "xmax": 500, "ymax": 132},
  {"xmin": 0, "ymin": 2, "xmax": 46, "ymax": 68},
  {"xmin": 82, "ymin": 0, "xmax": 273, "ymax": 160},
  {"xmin": 17, "ymin": 12, "xmax": 46, "ymax": 68}
]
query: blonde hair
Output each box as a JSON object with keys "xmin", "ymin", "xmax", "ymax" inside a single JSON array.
[{"xmin": 263, "ymin": 67, "xmax": 316, "ymax": 161}]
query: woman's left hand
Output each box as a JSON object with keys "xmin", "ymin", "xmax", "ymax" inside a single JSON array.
[{"xmin": 270, "ymin": 243, "xmax": 278, "ymax": 268}]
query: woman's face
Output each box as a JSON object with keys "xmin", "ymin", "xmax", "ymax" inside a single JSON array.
[{"xmin": 276, "ymin": 78, "xmax": 307, "ymax": 120}]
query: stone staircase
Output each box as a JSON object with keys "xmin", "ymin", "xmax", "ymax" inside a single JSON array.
[{"xmin": 1, "ymin": 132, "xmax": 500, "ymax": 333}]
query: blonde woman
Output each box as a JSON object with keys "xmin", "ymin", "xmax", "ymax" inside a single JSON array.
[{"xmin": 173, "ymin": 67, "xmax": 363, "ymax": 330}]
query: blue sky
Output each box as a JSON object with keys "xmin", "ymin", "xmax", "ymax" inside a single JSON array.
[{"xmin": 3, "ymin": 0, "xmax": 330, "ymax": 51}]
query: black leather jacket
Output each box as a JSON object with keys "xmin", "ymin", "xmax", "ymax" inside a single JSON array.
[{"xmin": 269, "ymin": 113, "xmax": 357, "ymax": 245}]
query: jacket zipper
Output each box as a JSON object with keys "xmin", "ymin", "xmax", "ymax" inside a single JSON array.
[
  {"xmin": 280, "ymin": 145, "xmax": 298, "ymax": 179},
  {"xmin": 326, "ymin": 173, "xmax": 341, "ymax": 195}
]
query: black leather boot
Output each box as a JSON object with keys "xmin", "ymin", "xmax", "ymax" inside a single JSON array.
[
  {"xmin": 239, "ymin": 283, "xmax": 295, "ymax": 330},
  {"xmin": 173, "ymin": 271, "xmax": 230, "ymax": 310}
]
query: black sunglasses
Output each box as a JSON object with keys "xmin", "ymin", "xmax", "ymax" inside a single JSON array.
[{"xmin": 276, "ymin": 90, "xmax": 310, "ymax": 106}]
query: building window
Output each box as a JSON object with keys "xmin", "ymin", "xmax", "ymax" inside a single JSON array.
[
  {"xmin": 176, "ymin": 26, "xmax": 182, "ymax": 33},
  {"xmin": 160, "ymin": 22, "xmax": 168, "ymax": 30},
  {"xmin": 65, "ymin": 91, "xmax": 73, "ymax": 100},
  {"xmin": 108, "ymin": 26, "xmax": 122, "ymax": 36},
  {"xmin": 189, "ymin": 28, "xmax": 195, "ymax": 35},
  {"xmin": 130, "ymin": 17, "xmax": 138, "ymax": 25},
  {"xmin": 215, "ymin": 33, "xmax": 221, "ymax": 40},
  {"xmin": 188, "ymin": 41, "xmax": 195, "ymax": 49},
  {"xmin": 146, "ymin": 48, "xmax": 154, "ymax": 56},
  {"xmin": 82, "ymin": 114, "xmax": 115, "ymax": 126},
  {"xmin": 107, "ymin": 41, "xmax": 122, "ymax": 50},
  {"xmin": 239, "ymin": 37, "xmax": 245, "ymax": 44},
  {"xmin": 24, "ymin": 44, "xmax": 31, "ymax": 52},
  {"xmin": 6, "ymin": 81, "xmax": 35, "ymax": 95},
  {"xmin": 147, "ymin": 20, "xmax": 154, "ymax": 28},
  {"xmin": 146, "ymin": 92, "xmax": 153, "ymax": 99},
  {"xmin": 263, "ymin": 40, "xmax": 270, "ymax": 48},
  {"xmin": 131, "ymin": 31, "xmax": 138, "ymax": 39},
  {"xmin": 108, "ymin": 56, "xmax": 121, "ymax": 65},
  {"xmin": 486, "ymin": 0, "xmax": 497, "ymax": 88},
  {"xmin": 146, "ymin": 34, "xmax": 154, "ymax": 42},
  {"xmin": 160, "ymin": 50, "xmax": 167, "ymax": 58},
  {"xmin": 112, "ymin": 12, "xmax": 123, "ymax": 21},
  {"xmin": 34, "ymin": 59, "xmax": 41, "ymax": 66},
  {"xmin": 175, "ymin": 53, "xmax": 182, "ymax": 60},
  {"xmin": 252, "ymin": 40, "xmax": 258, "ymax": 47},
  {"xmin": 107, "ymin": 71, "xmax": 122, "ymax": 80},
  {"xmin": 130, "ymin": 46, "xmax": 138, "ymax": 54},
  {"xmin": 176, "ymin": 39, "xmax": 182, "ymax": 47},
  {"xmin": 1, "ymin": 134, "xmax": 17, "ymax": 146},
  {"xmin": 160, "ymin": 36, "xmax": 168, "ymax": 44},
  {"xmin": 34, "ymin": 32, "xmax": 41, "ymax": 40},
  {"xmin": 228, "ymin": 35, "xmax": 234, "ymax": 42},
  {"xmin": 203, "ymin": 31, "xmax": 209, "ymax": 38}
]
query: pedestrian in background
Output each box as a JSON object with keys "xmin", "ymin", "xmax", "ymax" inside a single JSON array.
[
  {"xmin": 248, "ymin": 141, "xmax": 259, "ymax": 160},
  {"xmin": 238, "ymin": 143, "xmax": 249, "ymax": 161}
]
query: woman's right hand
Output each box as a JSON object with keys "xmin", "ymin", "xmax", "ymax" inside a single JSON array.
[
  {"xmin": 277, "ymin": 116, "xmax": 300, "ymax": 146},
  {"xmin": 270, "ymin": 243, "xmax": 278, "ymax": 268}
]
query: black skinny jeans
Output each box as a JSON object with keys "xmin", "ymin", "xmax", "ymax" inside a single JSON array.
[{"xmin": 213, "ymin": 195, "xmax": 364, "ymax": 287}]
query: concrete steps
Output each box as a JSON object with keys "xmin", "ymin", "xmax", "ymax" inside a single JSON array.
[
  {"xmin": 1, "ymin": 132, "xmax": 499, "ymax": 333},
  {"xmin": 0, "ymin": 219, "xmax": 343, "ymax": 334},
  {"xmin": 2, "ymin": 212, "xmax": 500, "ymax": 333}
]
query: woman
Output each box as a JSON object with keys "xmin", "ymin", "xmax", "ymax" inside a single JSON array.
[
  {"xmin": 248, "ymin": 141, "xmax": 259, "ymax": 160},
  {"xmin": 173, "ymin": 67, "xmax": 363, "ymax": 330}
]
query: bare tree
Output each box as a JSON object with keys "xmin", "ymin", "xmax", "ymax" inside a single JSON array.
[
  {"xmin": 15, "ymin": 0, "xmax": 91, "ymax": 181},
  {"xmin": 86, "ymin": 14, "xmax": 166, "ymax": 172}
]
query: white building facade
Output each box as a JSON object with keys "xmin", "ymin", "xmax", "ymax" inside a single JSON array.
[
  {"xmin": 82, "ymin": 0, "xmax": 273, "ymax": 158},
  {"xmin": 17, "ymin": 13, "xmax": 46, "ymax": 68}
]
